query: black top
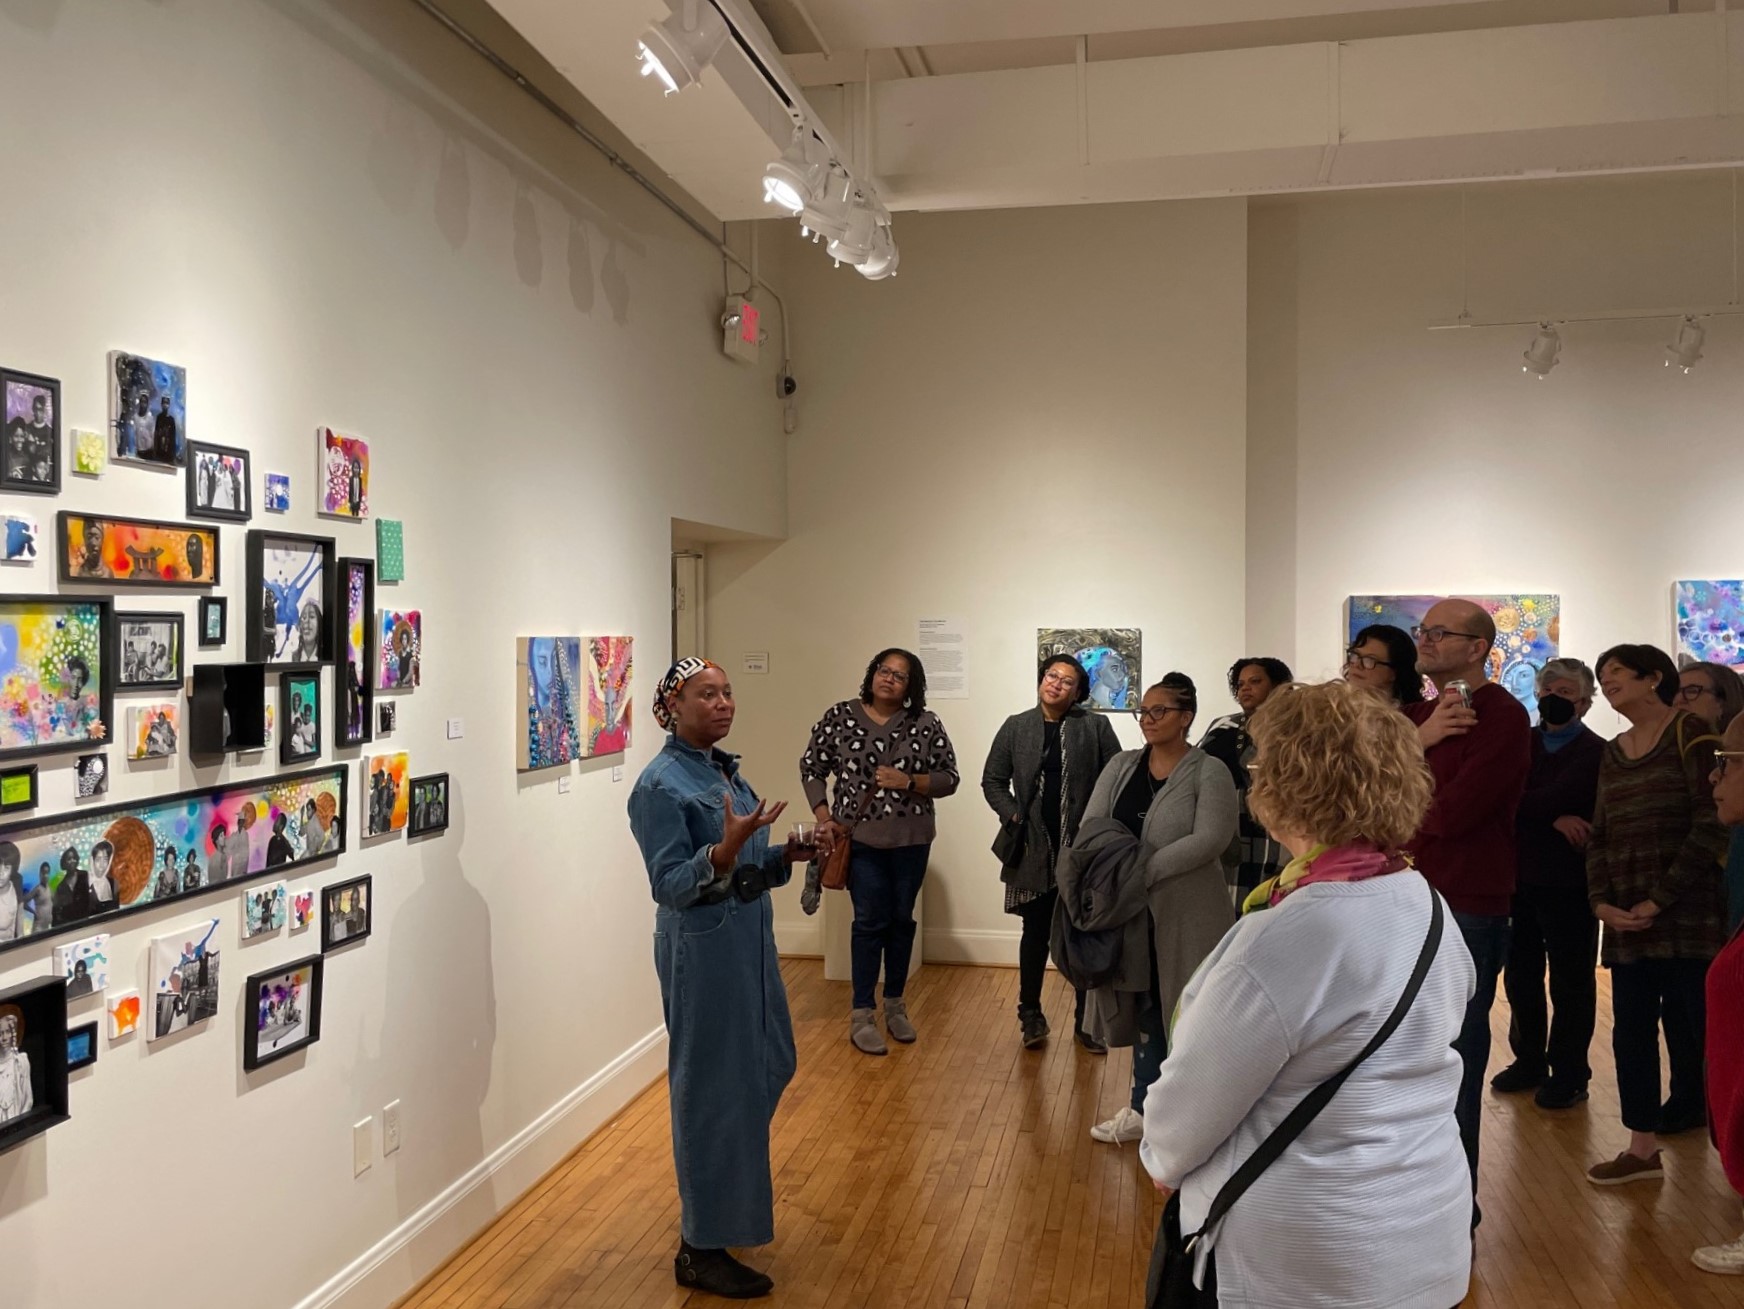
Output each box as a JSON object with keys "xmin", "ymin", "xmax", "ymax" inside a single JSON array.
[
  {"xmin": 1514, "ymin": 723, "xmax": 1605, "ymax": 891},
  {"xmin": 1113, "ymin": 746, "xmax": 1168, "ymax": 839},
  {"xmin": 1040, "ymin": 719, "xmax": 1064, "ymax": 855}
]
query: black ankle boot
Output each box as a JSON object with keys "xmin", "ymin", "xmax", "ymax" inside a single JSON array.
[
  {"xmin": 674, "ymin": 1242, "xmax": 774, "ymax": 1298},
  {"xmin": 1075, "ymin": 1026, "xmax": 1107, "ymax": 1055},
  {"xmin": 1018, "ymin": 1004, "xmax": 1050, "ymax": 1049}
]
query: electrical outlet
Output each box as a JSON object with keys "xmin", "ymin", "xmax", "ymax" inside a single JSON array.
[
  {"xmin": 353, "ymin": 1117, "xmax": 373, "ymax": 1177},
  {"xmin": 383, "ymin": 1100, "xmax": 402, "ymax": 1156},
  {"xmin": 558, "ymin": 775, "xmax": 572, "ymax": 794},
  {"xmin": 446, "ymin": 717, "xmax": 464, "ymax": 739}
]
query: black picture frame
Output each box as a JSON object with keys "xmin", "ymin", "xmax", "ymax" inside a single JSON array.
[
  {"xmin": 0, "ymin": 765, "xmax": 38, "ymax": 815},
  {"xmin": 280, "ymin": 670, "xmax": 322, "ymax": 766},
  {"xmin": 56, "ymin": 511, "xmax": 219, "ymax": 588},
  {"xmin": 0, "ymin": 762, "xmax": 349, "ymax": 956},
  {"xmin": 245, "ymin": 529, "xmax": 337, "ymax": 667},
  {"xmin": 0, "ymin": 367, "xmax": 62, "ymax": 495},
  {"xmin": 320, "ymin": 874, "xmax": 372, "ymax": 952},
  {"xmin": 199, "ymin": 595, "xmax": 227, "ymax": 648},
  {"xmin": 336, "ymin": 558, "xmax": 375, "ymax": 748},
  {"xmin": 114, "ymin": 610, "xmax": 186, "ymax": 691},
  {"xmin": 0, "ymin": 975, "xmax": 70, "ymax": 1154},
  {"xmin": 408, "ymin": 773, "xmax": 450, "ymax": 836},
  {"xmin": 185, "ymin": 440, "xmax": 254, "ymax": 523},
  {"xmin": 66, "ymin": 1021, "xmax": 98, "ymax": 1072},
  {"xmin": 189, "ymin": 664, "xmax": 268, "ymax": 757},
  {"xmin": 377, "ymin": 701, "xmax": 396, "ymax": 734},
  {"xmin": 0, "ymin": 594, "xmax": 116, "ymax": 763},
  {"xmin": 241, "ymin": 953, "xmax": 324, "ymax": 1072}
]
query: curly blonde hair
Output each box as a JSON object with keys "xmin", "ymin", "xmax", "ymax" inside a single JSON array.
[{"xmin": 1247, "ymin": 679, "xmax": 1433, "ymax": 851}]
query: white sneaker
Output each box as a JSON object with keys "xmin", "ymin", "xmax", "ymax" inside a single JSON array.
[
  {"xmin": 1693, "ymin": 1233, "xmax": 1744, "ymax": 1275},
  {"xmin": 1090, "ymin": 1106, "xmax": 1144, "ymax": 1144}
]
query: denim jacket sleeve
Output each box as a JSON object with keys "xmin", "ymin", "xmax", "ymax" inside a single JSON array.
[{"xmin": 629, "ymin": 776, "xmax": 721, "ymax": 910}]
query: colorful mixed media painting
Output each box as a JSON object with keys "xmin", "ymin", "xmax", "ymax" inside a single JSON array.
[
  {"xmin": 126, "ymin": 703, "xmax": 179, "ymax": 760},
  {"xmin": 1674, "ymin": 580, "xmax": 1744, "ymax": 669},
  {"xmin": 379, "ymin": 610, "xmax": 421, "ymax": 691},
  {"xmin": 107, "ymin": 989, "xmax": 140, "ymax": 1039},
  {"xmin": 252, "ymin": 533, "xmax": 330, "ymax": 664},
  {"xmin": 148, "ymin": 919, "xmax": 220, "ymax": 1041},
  {"xmin": 517, "ymin": 637, "xmax": 581, "ymax": 770},
  {"xmin": 2, "ymin": 514, "xmax": 37, "ymax": 562},
  {"xmin": 365, "ymin": 752, "xmax": 409, "ymax": 836},
  {"xmin": 290, "ymin": 887, "xmax": 315, "ymax": 931},
  {"xmin": 0, "ymin": 597, "xmax": 109, "ymax": 759},
  {"xmin": 73, "ymin": 430, "xmax": 106, "ymax": 477},
  {"xmin": 586, "ymin": 636, "xmax": 632, "ymax": 756},
  {"xmin": 265, "ymin": 474, "xmax": 291, "ymax": 513},
  {"xmin": 53, "ymin": 933, "xmax": 109, "ymax": 995},
  {"xmin": 243, "ymin": 881, "xmax": 287, "ymax": 938},
  {"xmin": 1346, "ymin": 594, "xmax": 1560, "ymax": 720},
  {"xmin": 59, "ymin": 513, "xmax": 218, "ymax": 586},
  {"xmin": 1037, "ymin": 627, "xmax": 1142, "ymax": 712},
  {"xmin": 339, "ymin": 559, "xmax": 373, "ymax": 746},
  {"xmin": 109, "ymin": 351, "xmax": 187, "ymax": 467},
  {"xmin": 318, "ymin": 428, "xmax": 369, "ymax": 520}
]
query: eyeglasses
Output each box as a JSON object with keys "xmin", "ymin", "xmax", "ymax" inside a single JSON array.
[
  {"xmin": 1714, "ymin": 751, "xmax": 1744, "ymax": 779},
  {"xmin": 1041, "ymin": 672, "xmax": 1079, "ymax": 689},
  {"xmin": 1678, "ymin": 683, "xmax": 1715, "ymax": 702},
  {"xmin": 1344, "ymin": 650, "xmax": 1394, "ymax": 671},
  {"xmin": 1411, "ymin": 625, "xmax": 1484, "ymax": 645},
  {"xmin": 874, "ymin": 665, "xmax": 910, "ymax": 684},
  {"xmin": 1132, "ymin": 706, "xmax": 1187, "ymax": 723}
]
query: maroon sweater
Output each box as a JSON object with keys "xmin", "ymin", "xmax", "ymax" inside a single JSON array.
[{"xmin": 1404, "ymin": 682, "xmax": 1533, "ymax": 916}]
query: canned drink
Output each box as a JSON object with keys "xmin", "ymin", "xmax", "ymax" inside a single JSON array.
[{"xmin": 1446, "ymin": 679, "xmax": 1473, "ymax": 708}]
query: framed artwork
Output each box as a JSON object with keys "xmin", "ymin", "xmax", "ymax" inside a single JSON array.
[
  {"xmin": 377, "ymin": 701, "xmax": 396, "ymax": 734},
  {"xmin": 245, "ymin": 529, "xmax": 337, "ymax": 666},
  {"xmin": 109, "ymin": 351, "xmax": 187, "ymax": 468},
  {"xmin": 147, "ymin": 919, "xmax": 220, "ymax": 1042},
  {"xmin": 115, "ymin": 611, "xmax": 185, "ymax": 691},
  {"xmin": 376, "ymin": 518, "xmax": 404, "ymax": 582},
  {"xmin": 378, "ymin": 609, "xmax": 421, "ymax": 690},
  {"xmin": 199, "ymin": 596, "xmax": 227, "ymax": 648},
  {"xmin": 409, "ymin": 773, "xmax": 449, "ymax": 836},
  {"xmin": 586, "ymin": 637, "xmax": 633, "ymax": 756},
  {"xmin": 1346, "ymin": 594, "xmax": 1560, "ymax": 720},
  {"xmin": 290, "ymin": 887, "xmax": 315, "ymax": 931},
  {"xmin": 0, "ymin": 762, "xmax": 347, "ymax": 953},
  {"xmin": 53, "ymin": 934, "xmax": 109, "ymax": 996},
  {"xmin": 126, "ymin": 703, "xmax": 179, "ymax": 760},
  {"xmin": 337, "ymin": 558, "xmax": 375, "ymax": 747},
  {"xmin": 265, "ymin": 474, "xmax": 291, "ymax": 513},
  {"xmin": 0, "ymin": 976, "xmax": 70, "ymax": 1152},
  {"xmin": 58, "ymin": 512, "xmax": 218, "ymax": 588},
  {"xmin": 1, "ymin": 367, "xmax": 61, "ymax": 494},
  {"xmin": 318, "ymin": 428, "xmax": 370, "ymax": 520},
  {"xmin": 1674, "ymin": 580, "xmax": 1744, "ymax": 669},
  {"xmin": 1037, "ymin": 627, "xmax": 1142, "ymax": 712},
  {"xmin": 321, "ymin": 874, "xmax": 371, "ymax": 951},
  {"xmin": 281, "ymin": 670, "xmax": 321, "ymax": 766},
  {"xmin": 75, "ymin": 753, "xmax": 108, "ymax": 798},
  {"xmin": 0, "ymin": 595, "xmax": 114, "ymax": 761},
  {"xmin": 243, "ymin": 953, "xmax": 324, "ymax": 1071},
  {"xmin": 106, "ymin": 989, "xmax": 141, "ymax": 1039},
  {"xmin": 66, "ymin": 1021, "xmax": 97, "ymax": 1072},
  {"xmin": 0, "ymin": 765, "xmax": 37, "ymax": 815},
  {"xmin": 242, "ymin": 881, "xmax": 287, "ymax": 938},
  {"xmin": 2, "ymin": 513, "xmax": 38, "ymax": 563},
  {"xmin": 517, "ymin": 637, "xmax": 582, "ymax": 770},
  {"xmin": 73, "ymin": 429, "xmax": 106, "ymax": 477},
  {"xmin": 364, "ymin": 752, "xmax": 408, "ymax": 837},
  {"xmin": 185, "ymin": 440, "xmax": 253, "ymax": 522}
]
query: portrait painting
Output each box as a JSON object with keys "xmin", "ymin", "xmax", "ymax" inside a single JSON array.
[
  {"xmin": 147, "ymin": 919, "xmax": 220, "ymax": 1041},
  {"xmin": 586, "ymin": 637, "xmax": 632, "ymax": 756},
  {"xmin": 75, "ymin": 753, "xmax": 108, "ymax": 798},
  {"xmin": 1347, "ymin": 594, "xmax": 1560, "ymax": 720},
  {"xmin": 409, "ymin": 773, "xmax": 449, "ymax": 836},
  {"xmin": 243, "ymin": 954, "xmax": 323, "ymax": 1070},
  {"xmin": 378, "ymin": 610, "xmax": 421, "ymax": 690},
  {"xmin": 338, "ymin": 559, "xmax": 374, "ymax": 747},
  {"xmin": 1675, "ymin": 580, "xmax": 1744, "ymax": 669},
  {"xmin": 364, "ymin": 753, "xmax": 409, "ymax": 837},
  {"xmin": 291, "ymin": 887, "xmax": 315, "ymax": 931},
  {"xmin": 185, "ymin": 440, "xmax": 252, "ymax": 523},
  {"xmin": 246, "ymin": 530, "xmax": 335, "ymax": 666},
  {"xmin": 0, "ymin": 596, "xmax": 112, "ymax": 761},
  {"xmin": 321, "ymin": 874, "xmax": 371, "ymax": 951},
  {"xmin": 73, "ymin": 430, "xmax": 106, "ymax": 477},
  {"xmin": 2, "ymin": 368, "xmax": 61, "ymax": 494},
  {"xmin": 242, "ymin": 880, "xmax": 287, "ymax": 938},
  {"xmin": 2, "ymin": 514, "xmax": 37, "ymax": 563},
  {"xmin": 126, "ymin": 704, "xmax": 179, "ymax": 760},
  {"xmin": 517, "ymin": 637, "xmax": 581, "ymax": 770},
  {"xmin": 106, "ymin": 989, "xmax": 140, "ymax": 1039},
  {"xmin": 58, "ymin": 512, "xmax": 219, "ymax": 587},
  {"xmin": 1037, "ymin": 627, "xmax": 1142, "ymax": 713},
  {"xmin": 318, "ymin": 428, "xmax": 370, "ymax": 520},
  {"xmin": 282, "ymin": 671, "xmax": 321, "ymax": 765},
  {"xmin": 116, "ymin": 612, "xmax": 184, "ymax": 690},
  {"xmin": 265, "ymin": 474, "xmax": 291, "ymax": 513},
  {"xmin": 53, "ymin": 933, "xmax": 109, "ymax": 996},
  {"xmin": 109, "ymin": 351, "xmax": 187, "ymax": 467}
]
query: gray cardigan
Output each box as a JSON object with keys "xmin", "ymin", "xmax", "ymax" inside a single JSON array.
[
  {"xmin": 981, "ymin": 706, "xmax": 1124, "ymax": 895},
  {"xmin": 1071, "ymin": 747, "xmax": 1239, "ymax": 1046}
]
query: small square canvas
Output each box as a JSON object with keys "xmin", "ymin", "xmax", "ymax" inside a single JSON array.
[
  {"xmin": 291, "ymin": 888, "xmax": 315, "ymax": 931},
  {"xmin": 75, "ymin": 752, "xmax": 108, "ymax": 798},
  {"xmin": 376, "ymin": 518, "xmax": 404, "ymax": 582},
  {"xmin": 73, "ymin": 429, "xmax": 106, "ymax": 476},
  {"xmin": 1037, "ymin": 627, "xmax": 1142, "ymax": 712},
  {"xmin": 517, "ymin": 637, "xmax": 582, "ymax": 770},
  {"xmin": 365, "ymin": 752, "xmax": 409, "ymax": 836},
  {"xmin": 318, "ymin": 428, "xmax": 370, "ymax": 519},
  {"xmin": 2, "ymin": 513, "xmax": 38, "ymax": 562},
  {"xmin": 147, "ymin": 919, "xmax": 221, "ymax": 1041},
  {"xmin": 110, "ymin": 351, "xmax": 187, "ymax": 467},
  {"xmin": 1674, "ymin": 580, "xmax": 1744, "ymax": 669},
  {"xmin": 379, "ymin": 610, "xmax": 422, "ymax": 690},
  {"xmin": 127, "ymin": 703, "xmax": 180, "ymax": 760},
  {"xmin": 107, "ymin": 989, "xmax": 141, "ymax": 1039},
  {"xmin": 265, "ymin": 474, "xmax": 291, "ymax": 512},
  {"xmin": 243, "ymin": 881, "xmax": 288, "ymax": 938},
  {"xmin": 53, "ymin": 934, "xmax": 110, "ymax": 996}
]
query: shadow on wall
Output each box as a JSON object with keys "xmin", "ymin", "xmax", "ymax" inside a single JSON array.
[
  {"xmin": 0, "ymin": 1140, "xmax": 46, "ymax": 1306},
  {"xmin": 0, "ymin": 0, "xmax": 63, "ymax": 36}
]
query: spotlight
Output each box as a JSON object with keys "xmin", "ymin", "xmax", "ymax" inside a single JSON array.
[
  {"xmin": 825, "ymin": 204, "xmax": 878, "ymax": 268},
  {"xmin": 857, "ymin": 226, "xmax": 899, "ymax": 280},
  {"xmin": 1665, "ymin": 316, "xmax": 1705, "ymax": 373},
  {"xmin": 798, "ymin": 170, "xmax": 856, "ymax": 246},
  {"xmin": 1521, "ymin": 323, "xmax": 1561, "ymax": 378},
  {"xmin": 636, "ymin": 0, "xmax": 729, "ymax": 96},
  {"xmin": 763, "ymin": 129, "xmax": 827, "ymax": 215}
]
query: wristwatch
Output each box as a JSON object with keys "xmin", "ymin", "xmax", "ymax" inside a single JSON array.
[{"xmin": 905, "ymin": 774, "xmax": 916, "ymax": 793}]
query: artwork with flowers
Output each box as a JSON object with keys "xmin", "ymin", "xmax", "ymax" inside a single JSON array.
[{"xmin": 0, "ymin": 596, "xmax": 111, "ymax": 761}]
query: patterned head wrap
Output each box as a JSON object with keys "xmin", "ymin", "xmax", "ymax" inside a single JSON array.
[{"xmin": 653, "ymin": 657, "xmax": 722, "ymax": 731}]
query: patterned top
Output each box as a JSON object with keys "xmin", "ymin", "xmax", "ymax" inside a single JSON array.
[
  {"xmin": 1586, "ymin": 711, "xmax": 1730, "ymax": 965},
  {"xmin": 800, "ymin": 701, "xmax": 960, "ymax": 850}
]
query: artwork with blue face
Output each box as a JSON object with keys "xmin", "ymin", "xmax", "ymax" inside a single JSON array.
[
  {"xmin": 1038, "ymin": 627, "xmax": 1141, "ymax": 713},
  {"xmin": 1347, "ymin": 594, "xmax": 1561, "ymax": 723},
  {"xmin": 518, "ymin": 637, "xmax": 581, "ymax": 770}
]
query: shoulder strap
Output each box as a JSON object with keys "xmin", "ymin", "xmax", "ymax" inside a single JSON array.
[
  {"xmin": 847, "ymin": 713, "xmax": 903, "ymax": 825},
  {"xmin": 1188, "ymin": 887, "xmax": 1445, "ymax": 1245}
]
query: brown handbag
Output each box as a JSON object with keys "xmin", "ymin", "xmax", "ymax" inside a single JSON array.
[{"xmin": 819, "ymin": 785, "xmax": 877, "ymax": 890}]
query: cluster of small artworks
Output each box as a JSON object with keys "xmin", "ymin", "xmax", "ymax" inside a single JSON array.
[{"xmin": 1347, "ymin": 594, "xmax": 1560, "ymax": 721}]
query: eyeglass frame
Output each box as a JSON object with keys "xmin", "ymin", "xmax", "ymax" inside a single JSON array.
[
  {"xmin": 1714, "ymin": 750, "xmax": 1744, "ymax": 779},
  {"xmin": 1411, "ymin": 624, "xmax": 1485, "ymax": 645},
  {"xmin": 1132, "ymin": 705, "xmax": 1189, "ymax": 723},
  {"xmin": 874, "ymin": 664, "xmax": 910, "ymax": 684},
  {"xmin": 1344, "ymin": 648, "xmax": 1395, "ymax": 671},
  {"xmin": 1677, "ymin": 681, "xmax": 1716, "ymax": 702}
]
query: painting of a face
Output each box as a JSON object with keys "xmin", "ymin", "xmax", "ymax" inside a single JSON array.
[
  {"xmin": 518, "ymin": 637, "xmax": 581, "ymax": 769},
  {"xmin": 0, "ymin": 599, "xmax": 106, "ymax": 755},
  {"xmin": 378, "ymin": 610, "xmax": 421, "ymax": 691},
  {"xmin": 1347, "ymin": 594, "xmax": 1560, "ymax": 721},
  {"xmin": 1037, "ymin": 628, "xmax": 1142, "ymax": 713}
]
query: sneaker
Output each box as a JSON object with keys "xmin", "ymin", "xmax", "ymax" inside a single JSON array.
[
  {"xmin": 883, "ymin": 997, "xmax": 916, "ymax": 1044},
  {"xmin": 1692, "ymin": 1233, "xmax": 1744, "ymax": 1275},
  {"xmin": 1018, "ymin": 1005, "xmax": 1049, "ymax": 1049},
  {"xmin": 1489, "ymin": 1062, "xmax": 1546, "ymax": 1094},
  {"xmin": 1534, "ymin": 1081, "xmax": 1589, "ymax": 1110},
  {"xmin": 850, "ymin": 1008, "xmax": 887, "ymax": 1056},
  {"xmin": 1075, "ymin": 1027, "xmax": 1108, "ymax": 1055},
  {"xmin": 674, "ymin": 1243, "xmax": 774, "ymax": 1298},
  {"xmin": 1586, "ymin": 1150, "xmax": 1664, "ymax": 1186},
  {"xmin": 1090, "ymin": 1106, "xmax": 1144, "ymax": 1144}
]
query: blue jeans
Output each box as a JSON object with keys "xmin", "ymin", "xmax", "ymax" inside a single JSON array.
[
  {"xmin": 1452, "ymin": 911, "xmax": 1510, "ymax": 1226},
  {"xmin": 848, "ymin": 843, "xmax": 930, "ymax": 1011}
]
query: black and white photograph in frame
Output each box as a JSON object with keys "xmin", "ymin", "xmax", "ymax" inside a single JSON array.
[
  {"xmin": 75, "ymin": 753, "xmax": 108, "ymax": 799},
  {"xmin": 244, "ymin": 529, "xmax": 337, "ymax": 667},
  {"xmin": 408, "ymin": 773, "xmax": 449, "ymax": 836},
  {"xmin": 0, "ymin": 975, "xmax": 70, "ymax": 1152},
  {"xmin": 320, "ymin": 874, "xmax": 371, "ymax": 952},
  {"xmin": 199, "ymin": 595, "xmax": 227, "ymax": 648},
  {"xmin": 1, "ymin": 367, "xmax": 62, "ymax": 495},
  {"xmin": 377, "ymin": 700, "xmax": 396, "ymax": 734},
  {"xmin": 281, "ymin": 670, "xmax": 322, "ymax": 766},
  {"xmin": 115, "ymin": 612, "xmax": 185, "ymax": 691},
  {"xmin": 185, "ymin": 440, "xmax": 253, "ymax": 523},
  {"xmin": 241, "ymin": 953, "xmax": 323, "ymax": 1072}
]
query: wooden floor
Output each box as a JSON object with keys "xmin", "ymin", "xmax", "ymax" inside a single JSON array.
[{"xmin": 400, "ymin": 960, "xmax": 1744, "ymax": 1308}]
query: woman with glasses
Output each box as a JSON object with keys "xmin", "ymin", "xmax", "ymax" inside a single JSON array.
[
  {"xmin": 1078, "ymin": 673, "xmax": 1237, "ymax": 1145},
  {"xmin": 1680, "ymin": 661, "xmax": 1744, "ymax": 732},
  {"xmin": 802, "ymin": 648, "xmax": 961, "ymax": 1056},
  {"xmin": 1200, "ymin": 656, "xmax": 1294, "ymax": 907},
  {"xmin": 1696, "ymin": 721, "xmax": 1744, "ymax": 1275},
  {"xmin": 1584, "ymin": 643, "xmax": 1730, "ymax": 1187},
  {"xmin": 1343, "ymin": 623, "xmax": 1426, "ymax": 707},
  {"xmin": 982, "ymin": 654, "xmax": 1123, "ymax": 1050}
]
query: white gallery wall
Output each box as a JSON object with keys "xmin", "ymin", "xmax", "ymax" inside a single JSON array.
[
  {"xmin": 0, "ymin": 2, "xmax": 786, "ymax": 1307},
  {"xmin": 708, "ymin": 201, "xmax": 1249, "ymax": 963}
]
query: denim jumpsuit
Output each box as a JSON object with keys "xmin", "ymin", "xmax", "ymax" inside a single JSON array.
[{"xmin": 628, "ymin": 734, "xmax": 797, "ymax": 1249}]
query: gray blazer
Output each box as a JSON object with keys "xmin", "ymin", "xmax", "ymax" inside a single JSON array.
[
  {"xmin": 1073, "ymin": 747, "xmax": 1239, "ymax": 1045},
  {"xmin": 981, "ymin": 706, "xmax": 1124, "ymax": 895}
]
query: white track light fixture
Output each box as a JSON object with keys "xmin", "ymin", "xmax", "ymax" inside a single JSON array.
[
  {"xmin": 1665, "ymin": 316, "xmax": 1706, "ymax": 373},
  {"xmin": 636, "ymin": 0, "xmax": 729, "ymax": 96},
  {"xmin": 857, "ymin": 226, "xmax": 900, "ymax": 280},
  {"xmin": 1521, "ymin": 323, "xmax": 1561, "ymax": 378},
  {"xmin": 798, "ymin": 169, "xmax": 856, "ymax": 247},
  {"xmin": 762, "ymin": 129, "xmax": 827, "ymax": 215}
]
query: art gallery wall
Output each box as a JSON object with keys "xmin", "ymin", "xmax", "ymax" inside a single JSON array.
[
  {"xmin": 706, "ymin": 200, "xmax": 1250, "ymax": 961},
  {"xmin": 0, "ymin": 2, "xmax": 786, "ymax": 1307}
]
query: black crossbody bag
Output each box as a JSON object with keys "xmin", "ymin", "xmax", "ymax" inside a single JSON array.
[
  {"xmin": 991, "ymin": 763, "xmax": 1045, "ymax": 868},
  {"xmin": 1146, "ymin": 889, "xmax": 1445, "ymax": 1308}
]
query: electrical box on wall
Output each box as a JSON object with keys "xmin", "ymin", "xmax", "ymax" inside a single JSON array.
[{"xmin": 721, "ymin": 296, "xmax": 762, "ymax": 365}]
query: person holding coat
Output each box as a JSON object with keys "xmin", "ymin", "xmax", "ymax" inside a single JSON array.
[
  {"xmin": 983, "ymin": 653, "xmax": 1123, "ymax": 1051},
  {"xmin": 628, "ymin": 657, "xmax": 807, "ymax": 1300}
]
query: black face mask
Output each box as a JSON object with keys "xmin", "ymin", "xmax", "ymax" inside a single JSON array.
[{"xmin": 1538, "ymin": 693, "xmax": 1577, "ymax": 727}]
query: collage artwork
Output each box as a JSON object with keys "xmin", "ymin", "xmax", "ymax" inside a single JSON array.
[
  {"xmin": 0, "ymin": 600, "xmax": 106, "ymax": 754},
  {"xmin": 62, "ymin": 514, "xmax": 217, "ymax": 585},
  {"xmin": 587, "ymin": 637, "xmax": 632, "ymax": 755},
  {"xmin": 319, "ymin": 428, "xmax": 369, "ymax": 520},
  {"xmin": 518, "ymin": 637, "xmax": 581, "ymax": 770}
]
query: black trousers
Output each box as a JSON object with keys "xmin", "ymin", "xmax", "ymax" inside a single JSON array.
[
  {"xmin": 1502, "ymin": 883, "xmax": 1599, "ymax": 1087},
  {"xmin": 1015, "ymin": 890, "xmax": 1086, "ymax": 1030},
  {"xmin": 1610, "ymin": 956, "xmax": 1709, "ymax": 1133}
]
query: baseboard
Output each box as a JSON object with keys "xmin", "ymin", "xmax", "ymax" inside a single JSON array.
[
  {"xmin": 921, "ymin": 928, "xmax": 1023, "ymax": 966},
  {"xmin": 292, "ymin": 1026, "xmax": 669, "ymax": 1309}
]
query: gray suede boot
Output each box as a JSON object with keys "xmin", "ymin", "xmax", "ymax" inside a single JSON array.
[
  {"xmin": 850, "ymin": 1007, "xmax": 887, "ymax": 1056},
  {"xmin": 883, "ymin": 998, "xmax": 917, "ymax": 1044}
]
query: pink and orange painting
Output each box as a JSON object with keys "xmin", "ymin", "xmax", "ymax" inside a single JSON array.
[
  {"xmin": 318, "ymin": 427, "xmax": 369, "ymax": 520},
  {"xmin": 59, "ymin": 512, "xmax": 217, "ymax": 586},
  {"xmin": 586, "ymin": 636, "xmax": 632, "ymax": 756}
]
